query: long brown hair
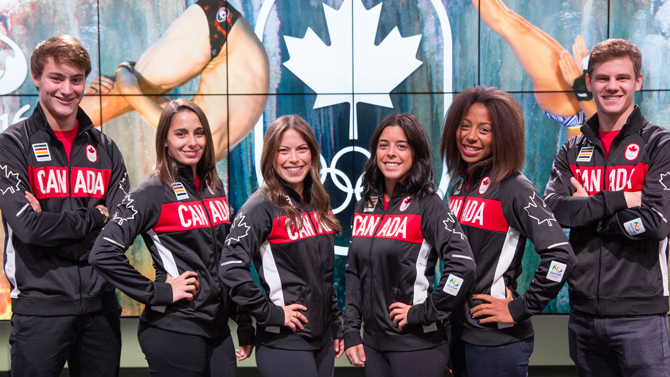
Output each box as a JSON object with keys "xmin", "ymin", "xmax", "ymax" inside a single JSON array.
[
  {"xmin": 154, "ymin": 99, "xmax": 222, "ymax": 194},
  {"xmin": 440, "ymin": 86, "xmax": 525, "ymax": 185},
  {"xmin": 362, "ymin": 113, "xmax": 436, "ymax": 201},
  {"xmin": 259, "ymin": 115, "xmax": 341, "ymax": 233}
]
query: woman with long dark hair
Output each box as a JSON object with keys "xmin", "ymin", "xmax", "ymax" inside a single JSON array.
[
  {"xmin": 89, "ymin": 99, "xmax": 253, "ymax": 376},
  {"xmin": 342, "ymin": 113, "xmax": 476, "ymax": 377},
  {"xmin": 218, "ymin": 115, "xmax": 343, "ymax": 377},
  {"xmin": 441, "ymin": 86, "xmax": 576, "ymax": 377}
]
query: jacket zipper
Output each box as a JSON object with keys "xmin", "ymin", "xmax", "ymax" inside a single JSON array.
[
  {"xmin": 302, "ymin": 200, "xmax": 326, "ymax": 329},
  {"xmin": 367, "ymin": 194, "xmax": 388, "ymax": 334},
  {"xmin": 597, "ymin": 142, "xmax": 608, "ymax": 316},
  {"xmin": 66, "ymin": 133, "xmax": 83, "ymax": 314}
]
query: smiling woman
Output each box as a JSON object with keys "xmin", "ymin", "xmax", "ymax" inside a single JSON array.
[
  {"xmin": 441, "ymin": 87, "xmax": 576, "ymax": 377},
  {"xmin": 343, "ymin": 113, "xmax": 476, "ymax": 377},
  {"xmin": 88, "ymin": 99, "xmax": 254, "ymax": 376},
  {"xmin": 218, "ymin": 115, "xmax": 343, "ymax": 377}
]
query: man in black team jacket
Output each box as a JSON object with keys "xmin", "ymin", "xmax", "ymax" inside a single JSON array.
[
  {"xmin": 0, "ymin": 36, "xmax": 129, "ymax": 376},
  {"xmin": 545, "ymin": 39, "xmax": 670, "ymax": 376}
]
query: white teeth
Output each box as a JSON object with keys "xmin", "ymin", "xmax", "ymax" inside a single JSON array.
[
  {"xmin": 385, "ymin": 162, "xmax": 399, "ymax": 167},
  {"xmin": 464, "ymin": 146, "xmax": 479, "ymax": 151},
  {"xmin": 286, "ymin": 167, "xmax": 302, "ymax": 171}
]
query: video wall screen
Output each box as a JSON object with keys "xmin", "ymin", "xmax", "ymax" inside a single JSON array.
[{"xmin": 0, "ymin": 0, "xmax": 668, "ymax": 318}]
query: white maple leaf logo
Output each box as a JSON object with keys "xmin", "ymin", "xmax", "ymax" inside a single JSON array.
[
  {"xmin": 0, "ymin": 164, "xmax": 21, "ymax": 195},
  {"xmin": 283, "ymin": 0, "xmax": 423, "ymax": 139},
  {"xmin": 443, "ymin": 212, "xmax": 467, "ymax": 240},
  {"xmin": 226, "ymin": 214, "xmax": 251, "ymax": 245},
  {"xmin": 524, "ymin": 192, "xmax": 558, "ymax": 227},
  {"xmin": 659, "ymin": 172, "xmax": 670, "ymax": 191},
  {"xmin": 112, "ymin": 174, "xmax": 137, "ymax": 225}
]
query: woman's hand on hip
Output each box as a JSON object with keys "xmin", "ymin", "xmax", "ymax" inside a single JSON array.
[{"xmin": 282, "ymin": 303, "xmax": 308, "ymax": 332}]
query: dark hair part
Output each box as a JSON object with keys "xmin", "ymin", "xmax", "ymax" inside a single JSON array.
[
  {"xmin": 362, "ymin": 113, "xmax": 436, "ymax": 201},
  {"xmin": 259, "ymin": 115, "xmax": 342, "ymax": 234},
  {"xmin": 587, "ymin": 39, "xmax": 642, "ymax": 79},
  {"xmin": 154, "ymin": 99, "xmax": 222, "ymax": 194},
  {"xmin": 440, "ymin": 86, "xmax": 525, "ymax": 185},
  {"xmin": 31, "ymin": 35, "xmax": 92, "ymax": 79}
]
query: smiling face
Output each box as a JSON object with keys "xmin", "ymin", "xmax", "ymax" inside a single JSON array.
[
  {"xmin": 376, "ymin": 125, "xmax": 413, "ymax": 196},
  {"xmin": 457, "ymin": 103, "xmax": 494, "ymax": 169},
  {"xmin": 586, "ymin": 56, "xmax": 643, "ymax": 130},
  {"xmin": 165, "ymin": 110, "xmax": 206, "ymax": 175},
  {"xmin": 273, "ymin": 128, "xmax": 312, "ymax": 197},
  {"xmin": 32, "ymin": 58, "xmax": 86, "ymax": 130}
]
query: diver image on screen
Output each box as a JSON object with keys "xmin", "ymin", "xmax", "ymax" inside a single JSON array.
[{"xmin": 80, "ymin": 0, "xmax": 269, "ymax": 160}]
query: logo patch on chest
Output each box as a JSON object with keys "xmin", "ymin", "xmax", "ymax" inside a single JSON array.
[
  {"xmin": 86, "ymin": 144, "xmax": 98, "ymax": 163},
  {"xmin": 454, "ymin": 180, "xmax": 463, "ymax": 195},
  {"xmin": 576, "ymin": 147, "xmax": 594, "ymax": 162},
  {"xmin": 399, "ymin": 196, "xmax": 412, "ymax": 212},
  {"xmin": 625, "ymin": 144, "xmax": 640, "ymax": 161},
  {"xmin": 478, "ymin": 177, "xmax": 490, "ymax": 195},
  {"xmin": 172, "ymin": 182, "xmax": 189, "ymax": 200},
  {"xmin": 32, "ymin": 143, "xmax": 51, "ymax": 162}
]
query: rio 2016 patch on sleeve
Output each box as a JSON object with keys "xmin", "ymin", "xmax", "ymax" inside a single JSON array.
[
  {"xmin": 546, "ymin": 261, "xmax": 567, "ymax": 283},
  {"xmin": 623, "ymin": 217, "xmax": 646, "ymax": 236},
  {"xmin": 443, "ymin": 274, "xmax": 464, "ymax": 296}
]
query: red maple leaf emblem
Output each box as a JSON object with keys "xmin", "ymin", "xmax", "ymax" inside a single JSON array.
[
  {"xmin": 629, "ymin": 145, "xmax": 638, "ymax": 152},
  {"xmin": 483, "ymin": 177, "xmax": 490, "ymax": 185},
  {"xmin": 87, "ymin": 146, "xmax": 95, "ymax": 153}
]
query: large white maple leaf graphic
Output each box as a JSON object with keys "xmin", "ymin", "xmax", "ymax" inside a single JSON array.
[
  {"xmin": 659, "ymin": 172, "xmax": 670, "ymax": 191},
  {"xmin": 226, "ymin": 214, "xmax": 251, "ymax": 245},
  {"xmin": 443, "ymin": 212, "xmax": 467, "ymax": 240},
  {"xmin": 524, "ymin": 192, "xmax": 558, "ymax": 227},
  {"xmin": 283, "ymin": 0, "xmax": 423, "ymax": 139},
  {"xmin": 111, "ymin": 174, "xmax": 138, "ymax": 226},
  {"xmin": 0, "ymin": 164, "xmax": 21, "ymax": 195}
]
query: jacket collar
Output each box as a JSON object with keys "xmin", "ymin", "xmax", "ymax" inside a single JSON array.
[
  {"xmin": 581, "ymin": 105, "xmax": 646, "ymax": 144},
  {"xmin": 374, "ymin": 179, "xmax": 410, "ymax": 202},
  {"xmin": 461, "ymin": 163, "xmax": 492, "ymax": 187},
  {"xmin": 278, "ymin": 176, "xmax": 310, "ymax": 205},
  {"xmin": 28, "ymin": 102, "xmax": 97, "ymax": 139}
]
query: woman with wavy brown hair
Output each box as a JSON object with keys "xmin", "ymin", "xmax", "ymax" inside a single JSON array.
[{"xmin": 219, "ymin": 115, "xmax": 343, "ymax": 377}]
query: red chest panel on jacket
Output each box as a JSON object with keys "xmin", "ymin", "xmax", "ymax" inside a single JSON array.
[
  {"xmin": 569, "ymin": 163, "xmax": 648, "ymax": 195},
  {"xmin": 268, "ymin": 212, "xmax": 334, "ymax": 245},
  {"xmin": 28, "ymin": 166, "xmax": 111, "ymax": 199},
  {"xmin": 449, "ymin": 197, "xmax": 509, "ymax": 233},
  {"xmin": 351, "ymin": 214, "xmax": 423, "ymax": 244},
  {"xmin": 152, "ymin": 198, "xmax": 229, "ymax": 234}
]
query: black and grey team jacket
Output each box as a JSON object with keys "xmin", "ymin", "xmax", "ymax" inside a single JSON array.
[
  {"xmin": 90, "ymin": 166, "xmax": 252, "ymax": 344},
  {"xmin": 448, "ymin": 167, "xmax": 576, "ymax": 346},
  {"xmin": 343, "ymin": 183, "xmax": 477, "ymax": 351},
  {"xmin": 0, "ymin": 103, "xmax": 128, "ymax": 316},
  {"xmin": 545, "ymin": 106, "xmax": 670, "ymax": 317},
  {"xmin": 218, "ymin": 183, "xmax": 342, "ymax": 350}
]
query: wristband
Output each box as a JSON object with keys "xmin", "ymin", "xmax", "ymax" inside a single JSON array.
[{"xmin": 572, "ymin": 70, "xmax": 593, "ymax": 101}]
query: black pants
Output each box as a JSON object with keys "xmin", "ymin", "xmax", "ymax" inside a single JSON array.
[
  {"xmin": 256, "ymin": 341, "xmax": 334, "ymax": 377},
  {"xmin": 138, "ymin": 322, "xmax": 237, "ymax": 377},
  {"xmin": 10, "ymin": 307, "xmax": 122, "ymax": 377},
  {"xmin": 363, "ymin": 343, "xmax": 449, "ymax": 377}
]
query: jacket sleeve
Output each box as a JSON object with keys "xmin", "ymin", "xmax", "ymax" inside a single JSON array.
[
  {"xmin": 343, "ymin": 235, "xmax": 363, "ymax": 349},
  {"xmin": 596, "ymin": 138, "xmax": 670, "ymax": 241},
  {"xmin": 407, "ymin": 195, "xmax": 477, "ymax": 326},
  {"xmin": 88, "ymin": 182, "xmax": 173, "ymax": 306},
  {"xmin": 231, "ymin": 302, "xmax": 255, "ymax": 346},
  {"xmin": 503, "ymin": 178, "xmax": 577, "ymax": 323},
  {"xmin": 0, "ymin": 134, "xmax": 105, "ymax": 251},
  {"xmin": 218, "ymin": 197, "xmax": 285, "ymax": 328},
  {"xmin": 544, "ymin": 142, "xmax": 628, "ymax": 227}
]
